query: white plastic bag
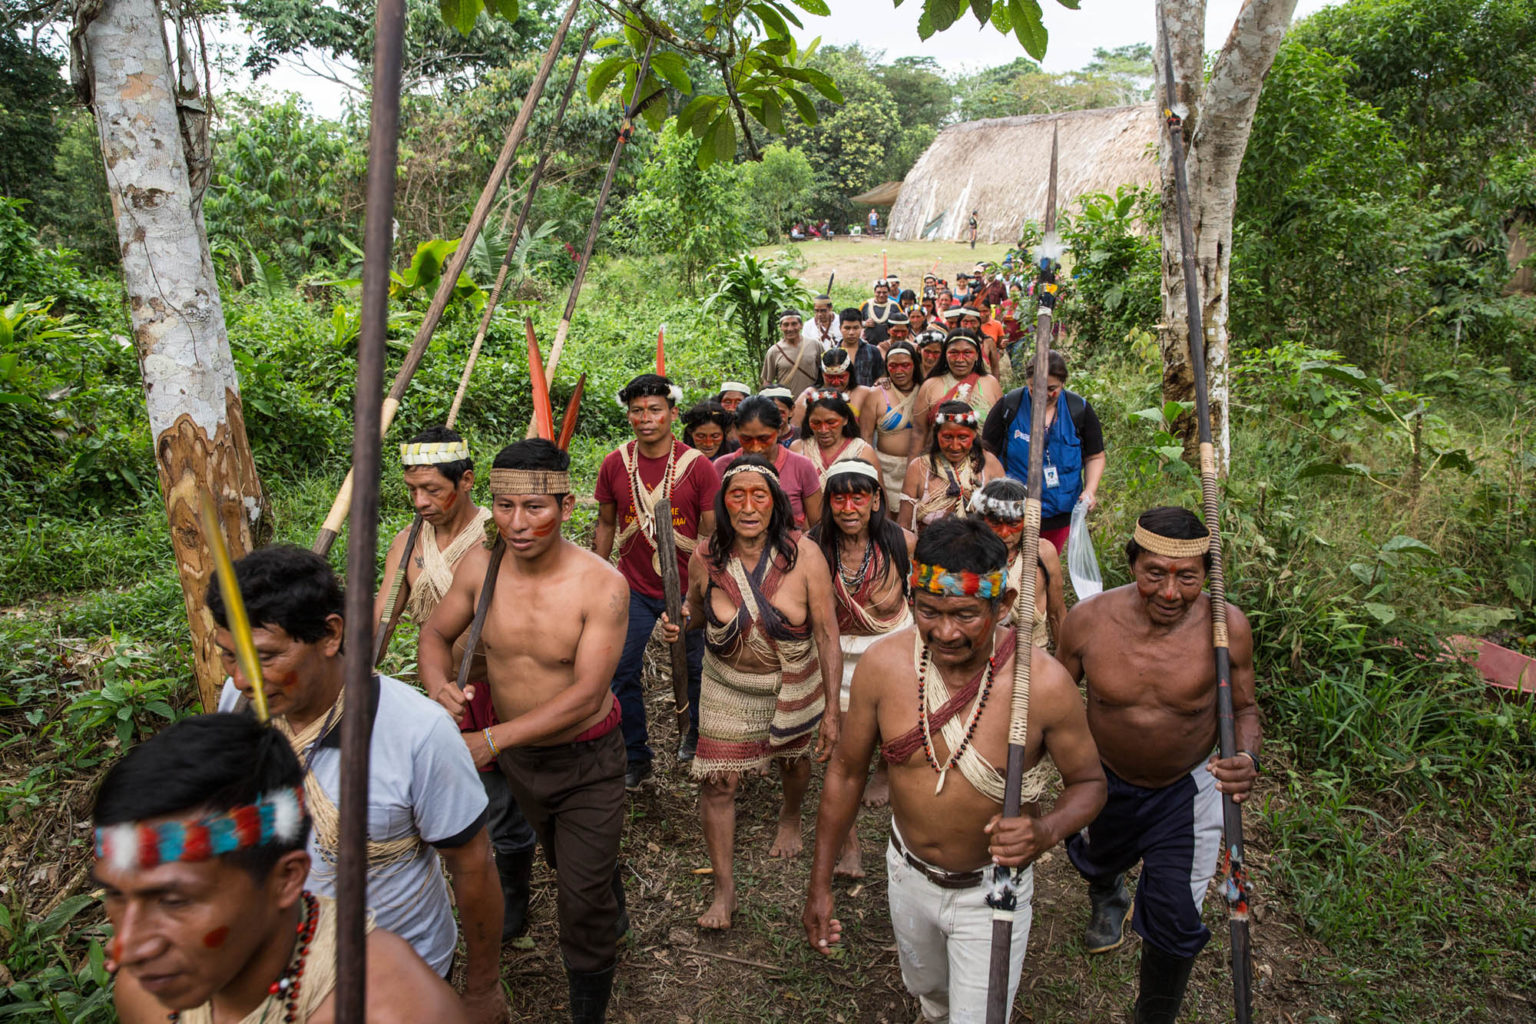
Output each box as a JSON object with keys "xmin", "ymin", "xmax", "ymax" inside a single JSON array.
[{"xmin": 1067, "ymin": 496, "xmax": 1103, "ymax": 601}]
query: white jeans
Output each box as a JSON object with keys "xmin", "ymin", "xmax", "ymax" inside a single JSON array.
[{"xmin": 886, "ymin": 834, "xmax": 1034, "ymax": 1024}]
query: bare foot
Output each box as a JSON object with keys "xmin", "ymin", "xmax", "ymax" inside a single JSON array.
[
  {"xmin": 769, "ymin": 818, "xmax": 803, "ymax": 858},
  {"xmin": 697, "ymin": 889, "xmax": 736, "ymax": 930},
  {"xmin": 862, "ymin": 764, "xmax": 890, "ymax": 808},
  {"xmin": 834, "ymin": 837, "xmax": 864, "ymax": 879}
]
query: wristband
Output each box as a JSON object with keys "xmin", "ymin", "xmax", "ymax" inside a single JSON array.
[
  {"xmin": 483, "ymin": 728, "xmax": 499, "ymax": 758},
  {"xmin": 1237, "ymin": 749, "xmax": 1261, "ymax": 774}
]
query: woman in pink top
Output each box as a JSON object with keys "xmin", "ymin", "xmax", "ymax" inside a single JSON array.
[{"xmin": 714, "ymin": 396, "xmax": 822, "ymax": 529}]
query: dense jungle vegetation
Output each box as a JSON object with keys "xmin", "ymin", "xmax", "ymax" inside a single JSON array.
[{"xmin": 1, "ymin": 0, "xmax": 1533, "ymax": 1019}]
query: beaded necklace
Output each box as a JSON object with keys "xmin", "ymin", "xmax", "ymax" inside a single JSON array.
[
  {"xmin": 626, "ymin": 438, "xmax": 677, "ymax": 543},
  {"xmin": 916, "ymin": 644, "xmax": 997, "ymax": 795},
  {"xmin": 169, "ymin": 891, "xmax": 319, "ymax": 1024},
  {"xmin": 837, "ymin": 534, "xmax": 876, "ymax": 590}
]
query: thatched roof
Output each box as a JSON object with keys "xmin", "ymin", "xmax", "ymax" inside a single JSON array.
[
  {"xmin": 850, "ymin": 180, "xmax": 905, "ymax": 206},
  {"xmin": 888, "ymin": 105, "xmax": 1159, "ymax": 244}
]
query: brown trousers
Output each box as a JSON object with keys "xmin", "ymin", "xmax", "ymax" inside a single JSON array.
[{"xmin": 498, "ymin": 727, "xmax": 626, "ymax": 973}]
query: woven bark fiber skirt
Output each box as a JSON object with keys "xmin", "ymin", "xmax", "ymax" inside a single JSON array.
[{"xmin": 692, "ymin": 644, "xmax": 824, "ymax": 778}]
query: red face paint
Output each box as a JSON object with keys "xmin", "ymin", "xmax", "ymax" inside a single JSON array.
[
  {"xmin": 824, "ymin": 372, "xmax": 851, "ymax": 390},
  {"xmin": 938, "ymin": 426, "xmax": 976, "ymax": 461},
  {"xmin": 202, "ymin": 926, "xmax": 230, "ymax": 949},
  {"xmin": 986, "ymin": 518, "xmax": 1026, "ymax": 540},
  {"xmin": 530, "ymin": 520, "xmax": 558, "ymax": 537},
  {"xmin": 439, "ymin": 488, "xmax": 459, "ymax": 511},
  {"xmin": 829, "ymin": 492, "xmax": 873, "ymax": 512},
  {"xmin": 109, "ymin": 936, "xmax": 124, "ymax": 964}
]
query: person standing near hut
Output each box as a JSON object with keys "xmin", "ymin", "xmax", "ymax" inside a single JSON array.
[
  {"xmin": 663, "ymin": 456, "xmax": 842, "ymax": 931},
  {"xmin": 801, "ymin": 517, "xmax": 1107, "ymax": 1022},
  {"xmin": 1053, "ymin": 507, "xmax": 1260, "ymax": 1024},
  {"xmin": 209, "ymin": 546, "xmax": 505, "ymax": 1023},
  {"xmin": 761, "ymin": 309, "xmax": 821, "ymax": 395},
  {"xmin": 378, "ymin": 427, "xmax": 538, "ymax": 946},
  {"xmin": 899, "ymin": 401, "xmax": 1003, "ymax": 534},
  {"xmin": 425, "ymin": 439, "xmax": 634, "ymax": 1024},
  {"xmin": 968, "ymin": 209, "xmax": 980, "ymax": 248},
  {"xmin": 594, "ymin": 373, "xmax": 722, "ymax": 785}
]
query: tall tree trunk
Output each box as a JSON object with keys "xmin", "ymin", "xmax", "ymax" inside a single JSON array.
[
  {"xmin": 77, "ymin": 0, "xmax": 267, "ymax": 710},
  {"xmin": 1157, "ymin": 0, "xmax": 1298, "ymax": 471}
]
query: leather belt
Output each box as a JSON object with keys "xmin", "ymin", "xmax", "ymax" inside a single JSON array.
[{"xmin": 889, "ymin": 828, "xmax": 984, "ymax": 890}]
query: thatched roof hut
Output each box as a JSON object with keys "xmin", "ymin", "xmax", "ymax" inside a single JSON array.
[
  {"xmin": 888, "ymin": 105, "xmax": 1159, "ymax": 244},
  {"xmin": 851, "ymin": 181, "xmax": 904, "ymax": 207}
]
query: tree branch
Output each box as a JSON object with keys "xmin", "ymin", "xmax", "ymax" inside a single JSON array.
[
  {"xmin": 719, "ymin": 56, "xmax": 763, "ymax": 160},
  {"xmin": 1198, "ymin": 0, "xmax": 1300, "ymax": 158}
]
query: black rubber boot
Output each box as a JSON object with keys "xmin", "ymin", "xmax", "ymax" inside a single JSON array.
[
  {"xmin": 1084, "ymin": 873, "xmax": 1133, "ymax": 953},
  {"xmin": 1133, "ymin": 942, "xmax": 1196, "ymax": 1024},
  {"xmin": 498, "ymin": 848, "xmax": 534, "ymax": 942},
  {"xmin": 566, "ymin": 961, "xmax": 616, "ymax": 1024}
]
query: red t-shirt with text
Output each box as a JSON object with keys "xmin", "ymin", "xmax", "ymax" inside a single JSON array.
[{"xmin": 595, "ymin": 439, "xmax": 721, "ymax": 599}]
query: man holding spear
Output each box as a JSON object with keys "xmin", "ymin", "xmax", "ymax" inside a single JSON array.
[{"xmin": 801, "ymin": 517, "xmax": 1105, "ymax": 1021}]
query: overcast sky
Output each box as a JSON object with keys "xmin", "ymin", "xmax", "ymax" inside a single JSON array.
[{"xmin": 234, "ymin": 0, "xmax": 1339, "ymax": 119}]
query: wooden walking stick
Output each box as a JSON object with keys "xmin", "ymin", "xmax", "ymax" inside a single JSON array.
[
  {"xmin": 333, "ymin": 0, "xmax": 406, "ymax": 1015},
  {"xmin": 312, "ymin": 0, "xmax": 582, "ymax": 556},
  {"xmin": 984, "ymin": 124, "xmax": 1058, "ymax": 1024},
  {"xmin": 1160, "ymin": 22, "xmax": 1253, "ymax": 1022},
  {"xmin": 533, "ymin": 33, "xmax": 658, "ymax": 404}
]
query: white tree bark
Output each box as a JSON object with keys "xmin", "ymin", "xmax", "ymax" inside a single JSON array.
[
  {"xmin": 1157, "ymin": 0, "xmax": 1298, "ymax": 470},
  {"xmin": 79, "ymin": 0, "xmax": 266, "ymax": 710}
]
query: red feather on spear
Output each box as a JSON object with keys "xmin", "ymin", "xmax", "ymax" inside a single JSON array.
[{"xmin": 524, "ymin": 318, "xmax": 555, "ymax": 441}]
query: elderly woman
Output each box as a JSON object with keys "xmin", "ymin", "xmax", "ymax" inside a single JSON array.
[
  {"xmin": 899, "ymin": 400, "xmax": 1003, "ymax": 534},
  {"xmin": 664, "ymin": 456, "xmax": 841, "ymax": 932},
  {"xmin": 909, "ymin": 327, "xmax": 1005, "ymax": 457},
  {"xmin": 790, "ymin": 391, "xmax": 885, "ymax": 491},
  {"xmin": 980, "ymin": 348, "xmax": 1107, "ymax": 554},
  {"xmin": 714, "ymin": 396, "xmax": 821, "ymax": 529},
  {"xmin": 971, "ymin": 477, "xmax": 1066, "ymax": 649},
  {"xmin": 715, "ymin": 382, "xmax": 751, "ymax": 415}
]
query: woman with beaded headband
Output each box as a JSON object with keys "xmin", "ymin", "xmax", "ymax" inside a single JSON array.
[
  {"xmin": 661, "ymin": 455, "xmax": 842, "ymax": 932},
  {"xmin": 972, "ymin": 477, "xmax": 1067, "ymax": 649},
  {"xmin": 790, "ymin": 346, "xmax": 880, "ymax": 440},
  {"xmin": 809, "ymin": 460, "xmax": 915, "ymax": 873},
  {"xmin": 790, "ymin": 390, "xmax": 885, "ymax": 490},
  {"xmin": 909, "ymin": 327, "xmax": 1004, "ymax": 458},
  {"xmin": 713, "ymin": 395, "xmax": 823, "ymax": 530},
  {"xmin": 872, "ymin": 340, "xmax": 923, "ymax": 516},
  {"xmin": 93, "ymin": 714, "xmax": 467, "ymax": 1024},
  {"xmin": 899, "ymin": 400, "xmax": 1003, "ymax": 534}
]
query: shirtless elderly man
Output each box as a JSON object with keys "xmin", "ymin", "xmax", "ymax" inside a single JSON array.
[
  {"xmin": 804, "ymin": 518, "xmax": 1105, "ymax": 1024},
  {"xmin": 1055, "ymin": 506, "xmax": 1260, "ymax": 1024},
  {"xmin": 423, "ymin": 439, "xmax": 630, "ymax": 1024}
]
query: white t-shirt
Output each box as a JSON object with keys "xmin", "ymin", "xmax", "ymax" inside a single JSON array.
[
  {"xmin": 219, "ymin": 675, "xmax": 486, "ymax": 973},
  {"xmin": 806, "ymin": 320, "xmax": 840, "ymax": 350}
]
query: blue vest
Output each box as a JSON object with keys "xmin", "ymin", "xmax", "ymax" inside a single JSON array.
[{"xmin": 1005, "ymin": 389, "xmax": 1083, "ymax": 519}]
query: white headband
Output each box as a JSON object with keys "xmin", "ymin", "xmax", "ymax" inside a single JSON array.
[
  {"xmin": 616, "ymin": 384, "xmax": 685, "ymax": 408},
  {"xmin": 400, "ymin": 440, "xmax": 470, "ymax": 465},
  {"xmin": 826, "ymin": 461, "xmax": 880, "ymax": 484},
  {"xmin": 758, "ymin": 386, "xmax": 793, "ymax": 401},
  {"xmin": 970, "ymin": 489, "xmax": 1028, "ymax": 520},
  {"xmin": 719, "ymin": 381, "xmax": 751, "ymax": 395}
]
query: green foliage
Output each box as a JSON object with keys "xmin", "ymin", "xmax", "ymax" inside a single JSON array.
[
  {"xmin": 1057, "ymin": 185, "xmax": 1161, "ymax": 354},
  {"xmin": 0, "ymin": 895, "xmax": 113, "ymax": 1022},
  {"xmin": 30, "ymin": 110, "xmax": 118, "ymax": 269},
  {"xmin": 0, "ymin": 31, "xmax": 69, "ymax": 209},
  {"xmin": 617, "ymin": 123, "xmax": 753, "ymax": 292},
  {"xmin": 742, "ymin": 142, "xmax": 815, "ymax": 242},
  {"xmin": 701, "ymin": 249, "xmax": 813, "ymax": 375},
  {"xmin": 912, "ymin": 0, "xmax": 1078, "ymax": 59},
  {"xmin": 0, "ymin": 200, "xmax": 91, "ymax": 312},
  {"xmin": 951, "ymin": 56, "xmax": 1042, "ymax": 121}
]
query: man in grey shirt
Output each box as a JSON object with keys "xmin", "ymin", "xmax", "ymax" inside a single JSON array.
[
  {"xmin": 210, "ymin": 544, "xmax": 506, "ymax": 1024},
  {"xmin": 761, "ymin": 308, "xmax": 821, "ymax": 395}
]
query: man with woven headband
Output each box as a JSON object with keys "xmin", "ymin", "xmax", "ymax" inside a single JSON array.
[
  {"xmin": 1054, "ymin": 506, "xmax": 1260, "ymax": 1024},
  {"xmin": 595, "ymin": 373, "xmax": 721, "ymax": 787},
  {"xmin": 804, "ymin": 517, "xmax": 1104, "ymax": 1022},
  {"xmin": 208, "ymin": 547, "xmax": 503, "ymax": 1021},
  {"xmin": 424, "ymin": 439, "xmax": 632, "ymax": 1023},
  {"xmin": 760, "ymin": 308, "xmax": 820, "ymax": 394},
  {"xmin": 92, "ymin": 714, "xmax": 467, "ymax": 1023},
  {"xmin": 377, "ymin": 425, "xmax": 539, "ymax": 947}
]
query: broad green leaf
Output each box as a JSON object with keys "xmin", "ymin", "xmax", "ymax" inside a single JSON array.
[
  {"xmin": 970, "ymin": 0, "xmax": 991, "ymax": 24},
  {"xmin": 713, "ymin": 113, "xmax": 737, "ymax": 163},
  {"xmin": 750, "ymin": 2, "xmax": 790, "ymax": 38},
  {"xmin": 649, "ymin": 52, "xmax": 692, "ymax": 94},
  {"xmin": 1447, "ymin": 605, "xmax": 1518, "ymax": 632},
  {"xmin": 484, "ymin": 0, "xmax": 518, "ymax": 21},
  {"xmin": 758, "ymin": 35, "xmax": 794, "ymax": 56},
  {"xmin": 438, "ymin": 0, "xmax": 483, "ymax": 37},
  {"xmin": 799, "ymin": 67, "xmax": 844, "ymax": 103},
  {"xmin": 1010, "ymin": 0, "xmax": 1047, "ymax": 58},
  {"xmin": 989, "ymin": 0, "xmax": 1010, "ymax": 31},
  {"xmin": 1362, "ymin": 602, "xmax": 1396, "ymax": 625},
  {"xmin": 1129, "ymin": 407, "xmax": 1164, "ymax": 424},
  {"xmin": 1381, "ymin": 535, "xmax": 1436, "ymax": 557},
  {"xmin": 760, "ymin": 91, "xmax": 785, "ymax": 134},
  {"xmin": 789, "ymin": 0, "xmax": 830, "ymax": 14},
  {"xmin": 916, "ymin": 8, "xmax": 935, "ymax": 39},
  {"xmin": 587, "ymin": 55, "xmax": 629, "ymax": 102},
  {"xmin": 677, "ymin": 94, "xmax": 723, "ymax": 133},
  {"xmin": 782, "ymin": 86, "xmax": 818, "ymax": 125},
  {"xmin": 1296, "ymin": 460, "xmax": 1369, "ymax": 480},
  {"xmin": 924, "ymin": 0, "xmax": 962, "ymax": 31}
]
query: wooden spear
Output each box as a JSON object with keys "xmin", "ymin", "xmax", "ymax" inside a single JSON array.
[
  {"xmin": 1160, "ymin": 21, "xmax": 1253, "ymax": 1022},
  {"xmin": 369, "ymin": 30, "xmax": 595, "ymax": 668},
  {"xmin": 984, "ymin": 124, "xmax": 1058, "ymax": 1024},
  {"xmin": 312, "ymin": 0, "xmax": 582, "ymax": 556},
  {"xmin": 532, "ymin": 34, "xmax": 658, "ymax": 406},
  {"xmin": 651, "ymin": 339, "xmax": 690, "ymax": 742},
  {"xmin": 334, "ymin": 0, "xmax": 404, "ymax": 1015}
]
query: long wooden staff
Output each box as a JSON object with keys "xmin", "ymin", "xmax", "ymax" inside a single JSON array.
[
  {"xmin": 985, "ymin": 124, "xmax": 1058, "ymax": 1024},
  {"xmin": 334, "ymin": 0, "xmax": 405, "ymax": 1015},
  {"xmin": 650, "ymin": 341, "xmax": 690, "ymax": 740},
  {"xmin": 533, "ymin": 33, "xmax": 658, "ymax": 405},
  {"xmin": 312, "ymin": 0, "xmax": 582, "ymax": 556},
  {"xmin": 1160, "ymin": 22, "xmax": 1253, "ymax": 1022}
]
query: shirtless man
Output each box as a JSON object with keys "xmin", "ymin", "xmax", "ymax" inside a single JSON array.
[
  {"xmin": 1054, "ymin": 506, "xmax": 1260, "ymax": 1024},
  {"xmin": 423, "ymin": 439, "xmax": 631, "ymax": 1023},
  {"xmin": 803, "ymin": 518, "xmax": 1105, "ymax": 1023},
  {"xmin": 809, "ymin": 460, "xmax": 915, "ymax": 869},
  {"xmin": 791, "ymin": 347, "xmax": 880, "ymax": 444},
  {"xmin": 663, "ymin": 455, "xmax": 841, "ymax": 931},
  {"xmin": 377, "ymin": 426, "xmax": 537, "ymax": 944},
  {"xmin": 96, "ymin": 714, "xmax": 466, "ymax": 1024}
]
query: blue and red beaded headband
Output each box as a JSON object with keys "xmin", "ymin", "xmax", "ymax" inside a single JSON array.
[{"xmin": 95, "ymin": 786, "xmax": 306, "ymax": 872}]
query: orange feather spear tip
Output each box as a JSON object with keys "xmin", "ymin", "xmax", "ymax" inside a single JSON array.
[
  {"xmin": 524, "ymin": 318, "xmax": 555, "ymax": 441},
  {"xmin": 655, "ymin": 323, "xmax": 666, "ymax": 376},
  {"xmin": 557, "ymin": 373, "xmax": 586, "ymax": 452}
]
